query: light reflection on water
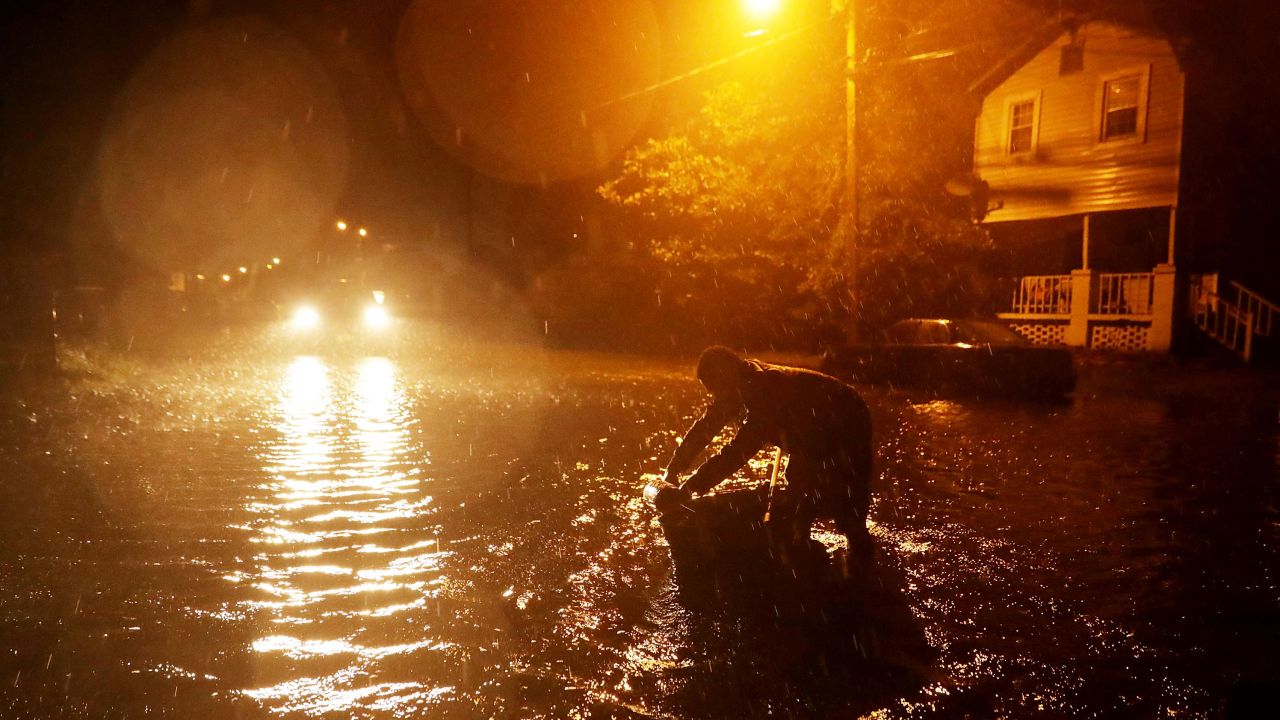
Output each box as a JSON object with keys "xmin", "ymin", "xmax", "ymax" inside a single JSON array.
[
  {"xmin": 5, "ymin": 338, "xmax": 1276, "ymax": 719},
  {"xmin": 238, "ymin": 356, "xmax": 452, "ymax": 715}
]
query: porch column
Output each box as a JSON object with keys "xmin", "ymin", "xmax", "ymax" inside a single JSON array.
[
  {"xmin": 1065, "ymin": 268, "xmax": 1093, "ymax": 347},
  {"xmin": 1081, "ymin": 213, "xmax": 1091, "ymax": 269},
  {"xmin": 1148, "ymin": 263, "xmax": 1177, "ymax": 352}
]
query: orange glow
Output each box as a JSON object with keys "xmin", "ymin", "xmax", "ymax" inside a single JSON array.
[
  {"xmin": 94, "ymin": 17, "xmax": 350, "ymax": 278},
  {"xmin": 744, "ymin": 0, "xmax": 782, "ymax": 21},
  {"xmin": 336, "ymin": 220, "xmax": 348, "ymax": 231},
  {"xmin": 357, "ymin": 227, "xmax": 368, "ymax": 237},
  {"xmin": 221, "ymin": 274, "xmax": 232, "ymax": 282},
  {"xmin": 239, "ymin": 266, "xmax": 248, "ymax": 274},
  {"xmin": 395, "ymin": 1, "xmax": 660, "ymax": 185}
]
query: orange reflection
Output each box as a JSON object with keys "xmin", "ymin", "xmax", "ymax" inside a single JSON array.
[{"xmin": 238, "ymin": 356, "xmax": 452, "ymax": 715}]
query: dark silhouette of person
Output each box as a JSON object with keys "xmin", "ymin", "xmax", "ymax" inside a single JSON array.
[{"xmin": 654, "ymin": 346, "xmax": 874, "ymax": 560}]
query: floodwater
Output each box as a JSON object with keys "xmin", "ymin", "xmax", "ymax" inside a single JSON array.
[{"xmin": 1, "ymin": 323, "xmax": 1277, "ymax": 718}]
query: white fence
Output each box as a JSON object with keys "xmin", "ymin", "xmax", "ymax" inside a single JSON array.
[
  {"xmin": 1010, "ymin": 274, "xmax": 1072, "ymax": 314},
  {"xmin": 1092, "ymin": 272, "xmax": 1153, "ymax": 316}
]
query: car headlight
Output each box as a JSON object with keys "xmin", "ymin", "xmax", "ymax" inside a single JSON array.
[
  {"xmin": 292, "ymin": 305, "xmax": 321, "ymax": 329},
  {"xmin": 363, "ymin": 304, "xmax": 390, "ymax": 329}
]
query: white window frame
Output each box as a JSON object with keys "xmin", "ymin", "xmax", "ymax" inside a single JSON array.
[
  {"xmin": 1095, "ymin": 64, "xmax": 1151, "ymax": 145},
  {"xmin": 1003, "ymin": 90, "xmax": 1042, "ymax": 157}
]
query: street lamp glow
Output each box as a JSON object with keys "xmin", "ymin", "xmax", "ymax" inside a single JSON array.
[
  {"xmin": 744, "ymin": 0, "xmax": 782, "ymax": 21},
  {"xmin": 357, "ymin": 228, "xmax": 368, "ymax": 237},
  {"xmin": 239, "ymin": 266, "xmax": 248, "ymax": 274},
  {"xmin": 221, "ymin": 274, "xmax": 232, "ymax": 282},
  {"xmin": 336, "ymin": 220, "xmax": 348, "ymax": 231},
  {"xmin": 272, "ymin": 257, "xmax": 281, "ymax": 264}
]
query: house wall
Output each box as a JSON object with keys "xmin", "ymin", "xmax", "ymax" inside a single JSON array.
[{"xmin": 974, "ymin": 22, "xmax": 1185, "ymax": 223}]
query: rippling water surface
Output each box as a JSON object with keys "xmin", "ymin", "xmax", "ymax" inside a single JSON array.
[{"xmin": 1, "ymin": 326, "xmax": 1277, "ymax": 718}]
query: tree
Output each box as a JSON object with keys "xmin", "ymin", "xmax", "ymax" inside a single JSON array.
[
  {"xmin": 589, "ymin": 6, "xmax": 1011, "ymax": 350},
  {"xmin": 597, "ymin": 81, "xmax": 845, "ymax": 349}
]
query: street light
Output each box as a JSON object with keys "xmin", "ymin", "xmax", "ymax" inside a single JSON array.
[
  {"xmin": 744, "ymin": 0, "xmax": 782, "ymax": 22},
  {"xmin": 336, "ymin": 220, "xmax": 348, "ymax": 231}
]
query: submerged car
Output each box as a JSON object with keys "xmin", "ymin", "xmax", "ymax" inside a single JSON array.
[{"xmin": 820, "ymin": 318, "xmax": 1076, "ymax": 398}]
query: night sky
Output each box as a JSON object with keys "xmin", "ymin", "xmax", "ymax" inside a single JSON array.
[
  {"xmin": 3, "ymin": 1, "xmax": 1279, "ymax": 290},
  {"xmin": 1, "ymin": 1, "xmax": 773, "ymax": 280}
]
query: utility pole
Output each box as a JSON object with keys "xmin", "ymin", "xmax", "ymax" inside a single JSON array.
[{"xmin": 843, "ymin": 0, "xmax": 860, "ymax": 343}]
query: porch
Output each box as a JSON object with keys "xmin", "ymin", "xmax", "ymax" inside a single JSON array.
[{"xmin": 997, "ymin": 266, "xmax": 1176, "ymax": 352}]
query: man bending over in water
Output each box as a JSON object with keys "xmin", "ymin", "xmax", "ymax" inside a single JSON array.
[{"xmin": 654, "ymin": 346, "xmax": 874, "ymax": 560}]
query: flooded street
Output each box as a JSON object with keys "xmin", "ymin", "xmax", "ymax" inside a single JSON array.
[{"xmin": 2, "ymin": 324, "xmax": 1278, "ymax": 718}]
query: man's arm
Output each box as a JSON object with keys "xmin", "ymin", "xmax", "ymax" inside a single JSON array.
[
  {"xmin": 681, "ymin": 419, "xmax": 768, "ymax": 495},
  {"xmin": 664, "ymin": 399, "xmax": 737, "ymax": 480}
]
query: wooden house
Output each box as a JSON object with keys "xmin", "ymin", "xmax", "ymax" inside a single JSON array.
[{"xmin": 969, "ymin": 19, "xmax": 1276, "ymax": 358}]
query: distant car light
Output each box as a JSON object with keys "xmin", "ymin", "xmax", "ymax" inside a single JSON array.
[
  {"xmin": 292, "ymin": 305, "xmax": 321, "ymax": 329},
  {"xmin": 363, "ymin": 304, "xmax": 390, "ymax": 329}
]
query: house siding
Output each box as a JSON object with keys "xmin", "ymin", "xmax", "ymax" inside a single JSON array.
[{"xmin": 974, "ymin": 22, "xmax": 1185, "ymax": 223}]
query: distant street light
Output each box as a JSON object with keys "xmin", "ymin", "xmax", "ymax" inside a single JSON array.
[
  {"xmin": 239, "ymin": 266, "xmax": 248, "ymax": 274},
  {"xmin": 336, "ymin": 220, "xmax": 348, "ymax": 231},
  {"xmin": 221, "ymin": 274, "xmax": 232, "ymax": 282},
  {"xmin": 272, "ymin": 257, "xmax": 281, "ymax": 265},
  {"xmin": 357, "ymin": 228, "xmax": 368, "ymax": 238}
]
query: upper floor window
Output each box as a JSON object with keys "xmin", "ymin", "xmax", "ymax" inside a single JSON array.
[
  {"xmin": 1098, "ymin": 66, "xmax": 1150, "ymax": 143},
  {"xmin": 1005, "ymin": 92, "xmax": 1040, "ymax": 156},
  {"xmin": 1009, "ymin": 100, "xmax": 1036, "ymax": 153},
  {"xmin": 1102, "ymin": 76, "xmax": 1141, "ymax": 139}
]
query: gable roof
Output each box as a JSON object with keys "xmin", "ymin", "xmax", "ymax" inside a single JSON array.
[
  {"xmin": 966, "ymin": 17, "xmax": 1073, "ymax": 97},
  {"xmin": 966, "ymin": 13, "xmax": 1189, "ymax": 97}
]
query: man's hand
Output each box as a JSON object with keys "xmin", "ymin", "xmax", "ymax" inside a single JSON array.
[{"xmin": 651, "ymin": 483, "xmax": 691, "ymax": 514}]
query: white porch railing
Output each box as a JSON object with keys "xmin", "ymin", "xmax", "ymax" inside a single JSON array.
[
  {"xmin": 1010, "ymin": 274, "xmax": 1071, "ymax": 314},
  {"xmin": 1193, "ymin": 285, "xmax": 1253, "ymax": 361},
  {"xmin": 1229, "ymin": 280, "xmax": 1278, "ymax": 339},
  {"xmin": 1090, "ymin": 270, "xmax": 1152, "ymax": 312},
  {"xmin": 1092, "ymin": 272, "xmax": 1153, "ymax": 316},
  {"xmin": 1002, "ymin": 269, "xmax": 1171, "ymax": 353}
]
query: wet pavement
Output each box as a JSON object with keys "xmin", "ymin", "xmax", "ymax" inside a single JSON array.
[{"xmin": 1, "ymin": 321, "xmax": 1278, "ymax": 718}]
